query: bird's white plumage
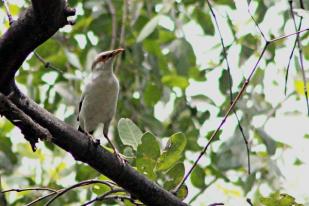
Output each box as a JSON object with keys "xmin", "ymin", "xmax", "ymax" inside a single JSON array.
[{"xmin": 78, "ymin": 61, "xmax": 119, "ymax": 133}]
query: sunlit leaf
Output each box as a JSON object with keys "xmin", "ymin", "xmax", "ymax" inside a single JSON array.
[
  {"xmin": 136, "ymin": 132, "xmax": 160, "ymax": 180},
  {"xmin": 162, "ymin": 75, "xmax": 189, "ymax": 89},
  {"xmin": 163, "ymin": 163, "xmax": 185, "ymax": 190},
  {"xmin": 219, "ymin": 70, "xmax": 231, "ymax": 95},
  {"xmin": 168, "ymin": 38, "xmax": 196, "ymax": 76},
  {"xmin": 194, "ymin": 8, "xmax": 215, "ymax": 35},
  {"xmin": 190, "ymin": 165, "xmax": 205, "ymax": 189},
  {"xmin": 118, "ymin": 118, "xmax": 143, "ymax": 150},
  {"xmin": 255, "ymin": 128, "xmax": 277, "ymax": 155},
  {"xmin": 144, "ymin": 83, "xmax": 162, "ymax": 106},
  {"xmin": 216, "ymin": 0, "xmax": 236, "ymax": 9},
  {"xmin": 156, "ymin": 132, "xmax": 187, "ymax": 171},
  {"xmin": 137, "ymin": 15, "xmax": 161, "ymax": 42}
]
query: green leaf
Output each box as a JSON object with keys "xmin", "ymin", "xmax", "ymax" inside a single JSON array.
[
  {"xmin": 64, "ymin": 49, "xmax": 82, "ymax": 69},
  {"xmin": 237, "ymin": 173, "xmax": 256, "ymax": 194},
  {"xmin": 137, "ymin": 15, "xmax": 161, "ymax": 43},
  {"xmin": 255, "ymin": 1, "xmax": 267, "ymax": 23},
  {"xmin": 163, "ymin": 163, "xmax": 185, "ymax": 190},
  {"xmin": 175, "ymin": 185, "xmax": 188, "ymax": 201},
  {"xmin": 255, "ymin": 128, "xmax": 277, "ymax": 155},
  {"xmin": 168, "ymin": 38, "xmax": 196, "ymax": 76},
  {"xmin": 191, "ymin": 94, "xmax": 216, "ymax": 106},
  {"xmin": 144, "ymin": 83, "xmax": 162, "ymax": 106},
  {"xmin": 156, "ymin": 132, "xmax": 187, "ymax": 171},
  {"xmin": 205, "ymin": 130, "xmax": 222, "ymax": 142},
  {"xmin": 162, "ymin": 75, "xmax": 189, "ymax": 89},
  {"xmin": 188, "ymin": 67, "xmax": 207, "ymax": 82},
  {"xmin": 0, "ymin": 152, "xmax": 13, "ymax": 173},
  {"xmin": 190, "ymin": 165, "xmax": 205, "ymax": 189},
  {"xmin": 118, "ymin": 118, "xmax": 143, "ymax": 150},
  {"xmin": 186, "ymin": 129, "xmax": 203, "ymax": 151},
  {"xmin": 92, "ymin": 176, "xmax": 111, "ymax": 195},
  {"xmin": 136, "ymin": 132, "xmax": 161, "ymax": 180},
  {"xmin": 260, "ymin": 192, "xmax": 304, "ymax": 206},
  {"xmin": 219, "ymin": 70, "xmax": 231, "ymax": 95},
  {"xmin": 195, "ymin": 8, "xmax": 215, "ymax": 35},
  {"xmin": 0, "ymin": 137, "xmax": 18, "ymax": 164},
  {"xmin": 304, "ymin": 44, "xmax": 309, "ymax": 60},
  {"xmin": 239, "ymin": 34, "xmax": 258, "ymax": 65},
  {"xmin": 75, "ymin": 163, "xmax": 99, "ymax": 181},
  {"xmin": 216, "ymin": 0, "xmax": 236, "ymax": 9},
  {"xmin": 293, "ymin": 158, "xmax": 303, "ymax": 166}
]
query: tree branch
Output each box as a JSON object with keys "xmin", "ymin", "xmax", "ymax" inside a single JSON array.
[
  {"xmin": 0, "ymin": 93, "xmax": 52, "ymax": 151},
  {"xmin": 0, "ymin": 0, "xmax": 186, "ymax": 205},
  {"xmin": 0, "ymin": 0, "xmax": 75, "ymax": 93}
]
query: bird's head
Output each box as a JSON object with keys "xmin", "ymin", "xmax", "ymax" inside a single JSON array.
[{"xmin": 91, "ymin": 48, "xmax": 124, "ymax": 71}]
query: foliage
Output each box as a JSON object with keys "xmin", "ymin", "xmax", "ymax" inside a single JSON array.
[
  {"xmin": 259, "ymin": 192, "xmax": 304, "ymax": 206},
  {"xmin": 0, "ymin": 0, "xmax": 309, "ymax": 205}
]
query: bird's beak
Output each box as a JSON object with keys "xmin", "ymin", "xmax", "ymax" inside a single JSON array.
[
  {"xmin": 93, "ymin": 48, "xmax": 125, "ymax": 69},
  {"xmin": 111, "ymin": 48, "xmax": 125, "ymax": 57}
]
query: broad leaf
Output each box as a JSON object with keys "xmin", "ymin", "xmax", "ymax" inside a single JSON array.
[
  {"xmin": 156, "ymin": 132, "xmax": 187, "ymax": 171},
  {"xmin": 190, "ymin": 165, "xmax": 205, "ymax": 189},
  {"xmin": 136, "ymin": 132, "xmax": 160, "ymax": 180},
  {"xmin": 118, "ymin": 118, "xmax": 143, "ymax": 150},
  {"xmin": 137, "ymin": 15, "xmax": 161, "ymax": 42}
]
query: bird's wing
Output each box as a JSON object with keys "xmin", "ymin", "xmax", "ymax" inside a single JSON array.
[{"xmin": 77, "ymin": 95, "xmax": 84, "ymax": 121}]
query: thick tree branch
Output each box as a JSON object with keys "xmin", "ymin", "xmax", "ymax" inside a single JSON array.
[
  {"xmin": 0, "ymin": 0, "xmax": 186, "ymax": 205},
  {"xmin": 0, "ymin": 0, "xmax": 75, "ymax": 93},
  {"xmin": 0, "ymin": 93, "xmax": 52, "ymax": 151}
]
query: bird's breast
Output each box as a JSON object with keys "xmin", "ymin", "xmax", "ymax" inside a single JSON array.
[{"xmin": 79, "ymin": 75, "xmax": 119, "ymax": 131}]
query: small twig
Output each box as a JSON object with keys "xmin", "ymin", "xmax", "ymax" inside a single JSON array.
[
  {"xmin": 44, "ymin": 179, "xmax": 116, "ymax": 206},
  {"xmin": 94, "ymin": 195, "xmax": 143, "ymax": 205},
  {"xmin": 247, "ymin": 6, "xmax": 267, "ymax": 41},
  {"xmin": 1, "ymin": 0, "xmax": 64, "ymax": 74},
  {"xmin": 115, "ymin": 0, "xmax": 128, "ymax": 75},
  {"xmin": 174, "ymin": 28, "xmax": 309, "ymax": 193},
  {"xmin": 23, "ymin": 179, "xmax": 115, "ymax": 206},
  {"xmin": 208, "ymin": 203, "xmax": 224, "ymax": 206},
  {"xmin": 1, "ymin": 0, "xmax": 14, "ymax": 25},
  {"xmin": 288, "ymin": 0, "xmax": 309, "ymax": 116},
  {"xmin": 246, "ymin": 198, "xmax": 254, "ymax": 206},
  {"xmin": 81, "ymin": 188, "xmax": 126, "ymax": 206},
  {"xmin": 1, "ymin": 187, "xmax": 56, "ymax": 193},
  {"xmin": 106, "ymin": 0, "xmax": 117, "ymax": 50},
  {"xmin": 270, "ymin": 28, "xmax": 308, "ymax": 42},
  {"xmin": 284, "ymin": 33, "xmax": 298, "ymax": 95},
  {"xmin": 33, "ymin": 51, "xmax": 64, "ymax": 73},
  {"xmin": 207, "ymin": 0, "xmax": 251, "ymax": 175},
  {"xmin": 25, "ymin": 191, "xmax": 59, "ymax": 206}
]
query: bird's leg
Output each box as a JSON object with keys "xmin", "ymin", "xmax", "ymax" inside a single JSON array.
[
  {"xmin": 103, "ymin": 126, "xmax": 126, "ymax": 165},
  {"xmin": 79, "ymin": 126, "xmax": 100, "ymax": 146}
]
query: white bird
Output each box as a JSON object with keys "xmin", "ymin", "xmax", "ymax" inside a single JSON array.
[{"xmin": 78, "ymin": 48, "xmax": 125, "ymax": 162}]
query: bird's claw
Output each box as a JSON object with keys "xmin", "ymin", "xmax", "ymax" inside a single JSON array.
[
  {"xmin": 114, "ymin": 149, "xmax": 127, "ymax": 165},
  {"xmin": 93, "ymin": 138, "xmax": 100, "ymax": 146},
  {"xmin": 85, "ymin": 132, "xmax": 100, "ymax": 146}
]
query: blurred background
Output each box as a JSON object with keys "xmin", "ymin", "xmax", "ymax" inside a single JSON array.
[{"xmin": 0, "ymin": 0, "xmax": 309, "ymax": 205}]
